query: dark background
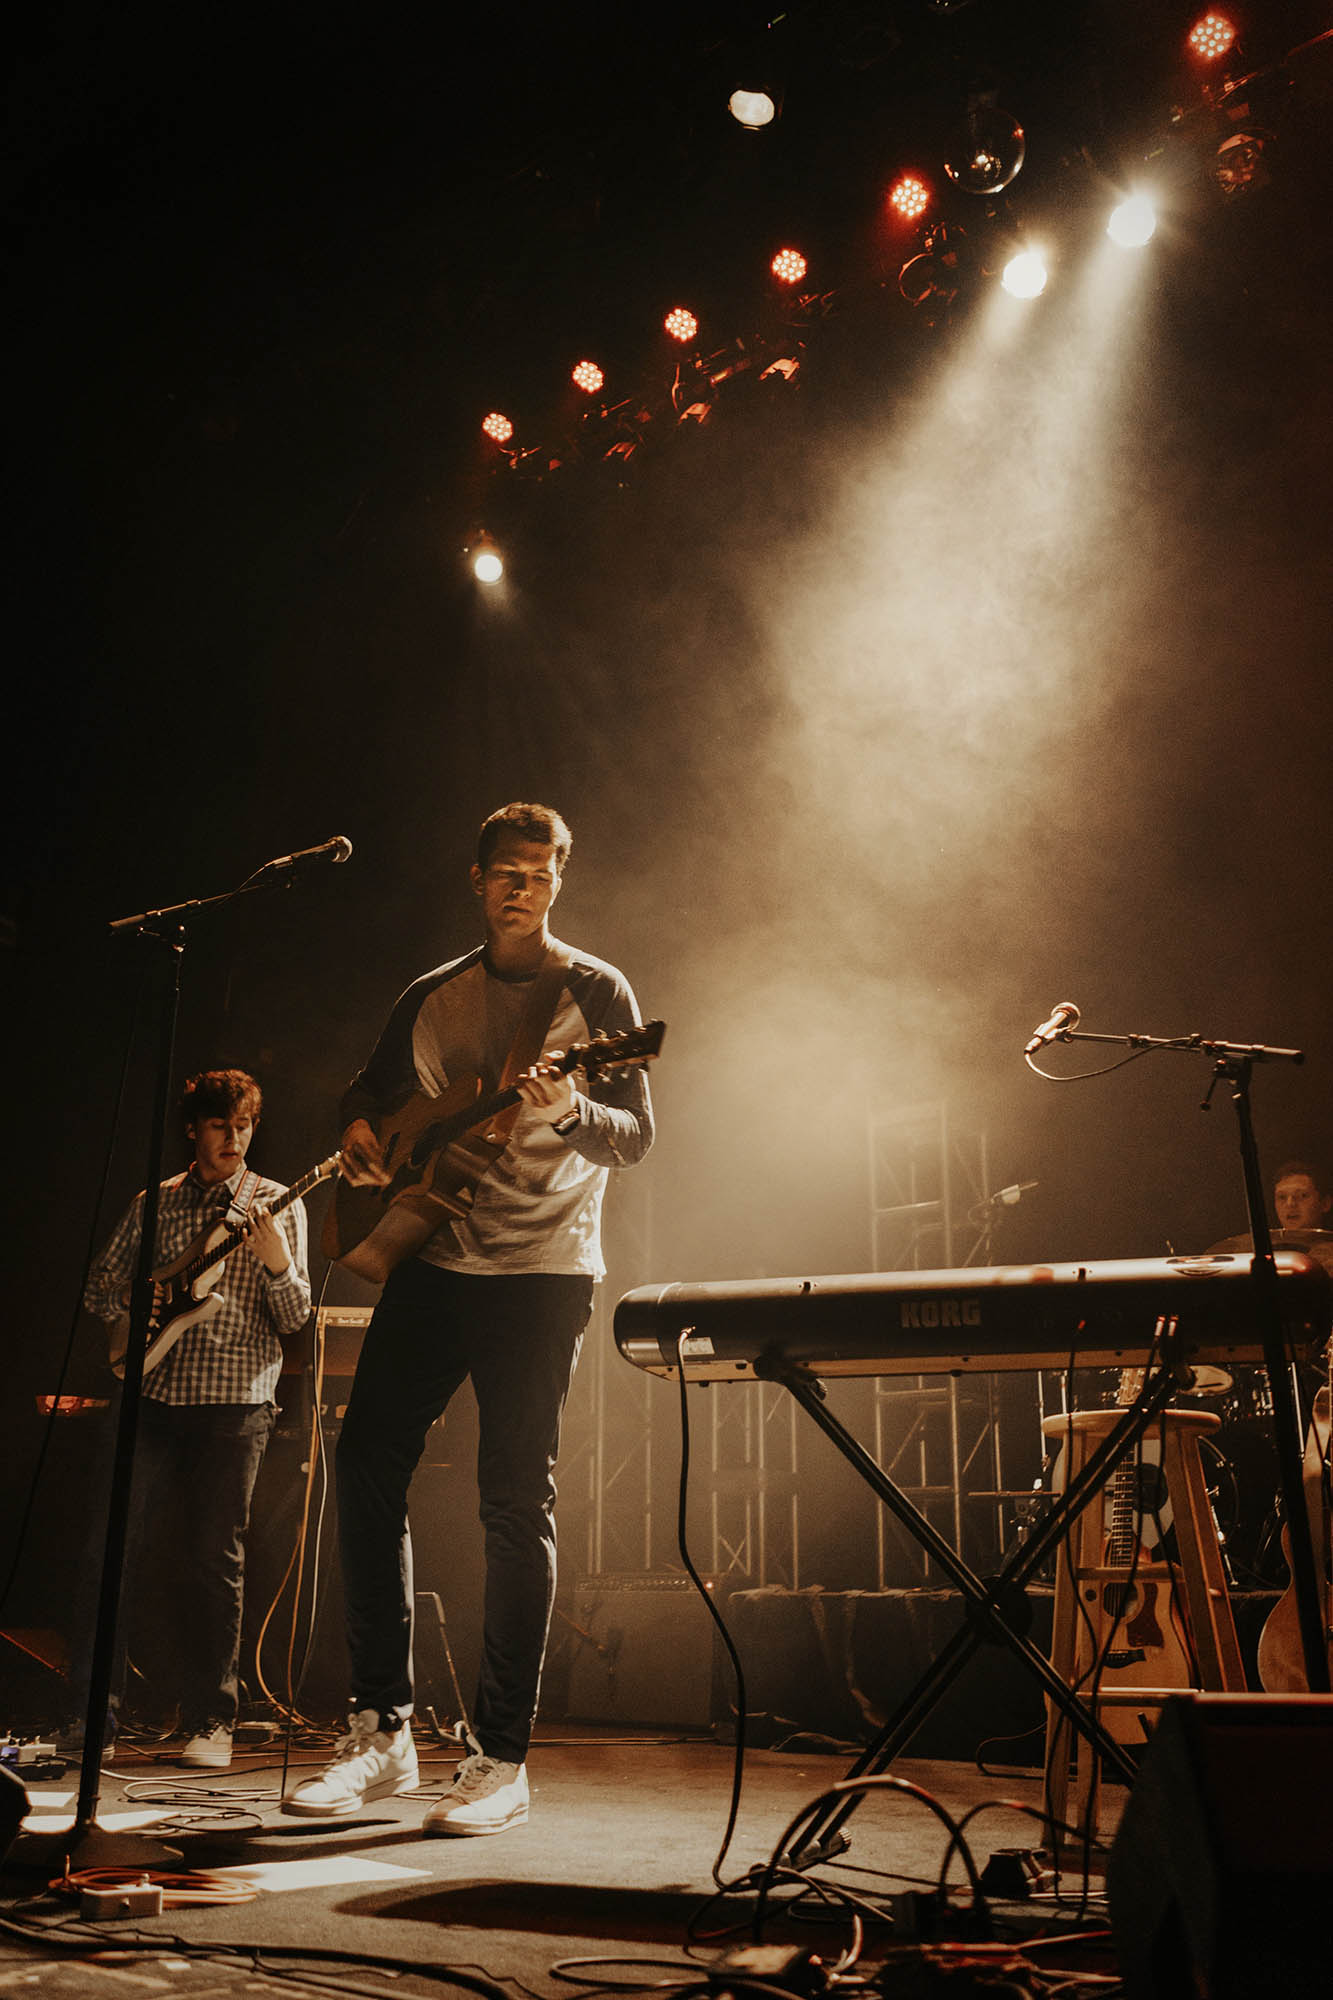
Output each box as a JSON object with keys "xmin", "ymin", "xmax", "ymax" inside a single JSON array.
[{"xmin": 6, "ymin": 2, "xmax": 1332, "ymax": 1708}]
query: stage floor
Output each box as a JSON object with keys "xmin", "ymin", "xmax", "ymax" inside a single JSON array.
[{"xmin": 1, "ymin": 1724, "xmax": 1122, "ymax": 1999}]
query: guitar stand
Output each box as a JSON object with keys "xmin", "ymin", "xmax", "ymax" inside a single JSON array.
[{"xmin": 754, "ymin": 1329, "xmax": 1191, "ymax": 1870}]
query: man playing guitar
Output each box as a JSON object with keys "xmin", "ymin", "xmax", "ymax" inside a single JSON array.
[
  {"xmin": 285, "ymin": 802, "xmax": 655, "ymax": 1835},
  {"xmin": 69, "ymin": 1068, "xmax": 312, "ymax": 1769}
]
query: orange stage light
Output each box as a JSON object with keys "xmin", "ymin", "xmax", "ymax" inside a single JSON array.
[
  {"xmin": 888, "ymin": 174, "xmax": 931, "ymax": 223},
  {"xmin": 664, "ymin": 307, "xmax": 700, "ymax": 344}
]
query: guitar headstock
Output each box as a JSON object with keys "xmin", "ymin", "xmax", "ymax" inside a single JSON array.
[{"xmin": 573, "ymin": 1020, "xmax": 666, "ymax": 1080}]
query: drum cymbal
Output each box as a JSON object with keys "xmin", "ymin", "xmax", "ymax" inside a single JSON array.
[
  {"xmin": 1203, "ymin": 1228, "xmax": 1333, "ymax": 1272},
  {"xmin": 1182, "ymin": 1364, "xmax": 1233, "ymax": 1397}
]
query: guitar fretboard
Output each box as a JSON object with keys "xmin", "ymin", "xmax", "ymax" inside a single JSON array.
[{"xmin": 181, "ymin": 1156, "xmax": 339, "ymax": 1289}]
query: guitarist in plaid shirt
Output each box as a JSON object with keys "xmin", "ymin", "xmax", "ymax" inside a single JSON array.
[{"xmin": 65, "ymin": 1068, "xmax": 311, "ymax": 1768}]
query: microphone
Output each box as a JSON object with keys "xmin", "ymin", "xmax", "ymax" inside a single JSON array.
[
  {"xmin": 257, "ymin": 835, "xmax": 353, "ymax": 874},
  {"xmin": 988, "ymin": 1181, "xmax": 1040, "ymax": 1209},
  {"xmin": 1024, "ymin": 1001, "xmax": 1080, "ymax": 1056},
  {"xmin": 969, "ymin": 1181, "xmax": 1039, "ymax": 1224}
]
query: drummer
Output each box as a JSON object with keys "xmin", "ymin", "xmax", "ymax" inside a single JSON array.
[{"xmin": 1273, "ymin": 1160, "xmax": 1332, "ymax": 1236}]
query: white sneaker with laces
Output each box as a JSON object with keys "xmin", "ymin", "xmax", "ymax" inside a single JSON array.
[
  {"xmin": 283, "ymin": 1711, "xmax": 419, "ymax": 1816},
  {"xmin": 423, "ymin": 1752, "xmax": 529, "ymax": 1837},
  {"xmin": 179, "ymin": 1721, "xmax": 233, "ymax": 1769}
]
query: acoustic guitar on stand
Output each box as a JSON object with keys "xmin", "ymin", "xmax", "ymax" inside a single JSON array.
[
  {"xmin": 324, "ymin": 1020, "xmax": 666, "ymax": 1285},
  {"xmin": 108, "ymin": 1154, "xmax": 343, "ymax": 1378},
  {"xmin": 1074, "ymin": 1369, "xmax": 1194, "ymax": 1738},
  {"xmin": 1256, "ymin": 1349, "xmax": 1332, "ymax": 1691}
]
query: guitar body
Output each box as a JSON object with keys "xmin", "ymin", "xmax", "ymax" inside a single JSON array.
[
  {"xmin": 1257, "ymin": 1378, "xmax": 1332, "ymax": 1691},
  {"xmin": 322, "ymin": 1021, "xmax": 666, "ymax": 1285},
  {"xmin": 323, "ymin": 1078, "xmax": 512, "ymax": 1284},
  {"xmin": 1049, "ymin": 1368, "xmax": 1195, "ymax": 1742},
  {"xmin": 1097, "ymin": 1576, "xmax": 1194, "ymax": 1741},
  {"xmin": 108, "ymin": 1221, "xmax": 232, "ymax": 1378}
]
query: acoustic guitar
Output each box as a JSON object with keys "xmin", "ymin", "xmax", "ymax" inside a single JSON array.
[
  {"xmin": 1047, "ymin": 1370, "xmax": 1194, "ymax": 1737},
  {"xmin": 1093, "ymin": 1369, "xmax": 1195, "ymax": 1735},
  {"xmin": 323, "ymin": 1020, "xmax": 665, "ymax": 1284},
  {"xmin": 108, "ymin": 1154, "xmax": 342, "ymax": 1378},
  {"xmin": 1256, "ymin": 1352, "xmax": 1332, "ymax": 1691}
]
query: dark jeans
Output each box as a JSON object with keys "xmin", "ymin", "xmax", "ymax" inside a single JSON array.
[
  {"xmin": 336, "ymin": 1262, "xmax": 593, "ymax": 1764},
  {"xmin": 69, "ymin": 1398, "xmax": 275, "ymax": 1730}
]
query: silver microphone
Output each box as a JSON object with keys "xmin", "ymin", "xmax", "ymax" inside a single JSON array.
[
  {"xmin": 260, "ymin": 835, "xmax": 353, "ymax": 872},
  {"xmin": 1024, "ymin": 1001, "xmax": 1080, "ymax": 1056}
]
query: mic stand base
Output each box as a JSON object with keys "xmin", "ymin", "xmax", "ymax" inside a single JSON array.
[{"xmin": 7, "ymin": 1822, "xmax": 184, "ymax": 1873}]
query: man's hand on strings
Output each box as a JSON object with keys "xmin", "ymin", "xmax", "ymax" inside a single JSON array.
[{"xmin": 517, "ymin": 1059, "xmax": 577, "ymax": 1126}]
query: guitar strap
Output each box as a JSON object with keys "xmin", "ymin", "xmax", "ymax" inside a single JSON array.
[{"xmin": 224, "ymin": 1168, "xmax": 263, "ymax": 1227}]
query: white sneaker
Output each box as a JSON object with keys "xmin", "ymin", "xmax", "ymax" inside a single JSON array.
[
  {"xmin": 423, "ymin": 1753, "xmax": 529, "ymax": 1837},
  {"xmin": 282, "ymin": 1712, "xmax": 419, "ymax": 1817},
  {"xmin": 178, "ymin": 1721, "xmax": 233, "ymax": 1770}
]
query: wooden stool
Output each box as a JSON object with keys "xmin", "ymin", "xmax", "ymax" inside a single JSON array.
[{"xmin": 1040, "ymin": 1404, "xmax": 1245, "ymax": 1847}]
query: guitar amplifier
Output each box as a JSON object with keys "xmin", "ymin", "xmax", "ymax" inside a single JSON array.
[
  {"xmin": 565, "ymin": 1574, "xmax": 722, "ymax": 1727},
  {"xmin": 281, "ymin": 1306, "xmax": 374, "ymax": 1377}
]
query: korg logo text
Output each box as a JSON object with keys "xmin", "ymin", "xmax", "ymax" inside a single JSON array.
[{"xmin": 900, "ymin": 1299, "xmax": 982, "ymax": 1329}]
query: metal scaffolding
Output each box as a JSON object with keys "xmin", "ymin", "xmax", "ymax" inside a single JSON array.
[{"xmin": 867, "ymin": 1099, "xmax": 1035, "ymax": 1585}]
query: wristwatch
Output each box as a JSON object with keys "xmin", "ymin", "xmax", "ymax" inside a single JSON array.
[{"xmin": 552, "ymin": 1103, "xmax": 581, "ymax": 1137}]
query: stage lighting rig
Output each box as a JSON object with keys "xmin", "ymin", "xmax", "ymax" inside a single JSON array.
[
  {"xmin": 1000, "ymin": 246, "xmax": 1048, "ymax": 299},
  {"xmin": 1188, "ymin": 12, "xmax": 1237, "ymax": 63},
  {"xmin": 664, "ymin": 306, "xmax": 700, "ymax": 345},
  {"xmin": 897, "ymin": 221, "xmax": 977, "ymax": 316},
  {"xmin": 729, "ymin": 85, "xmax": 779, "ymax": 130},
  {"xmin": 943, "ymin": 98, "xmax": 1026, "ymax": 195},
  {"xmin": 888, "ymin": 174, "xmax": 932, "ymax": 223},
  {"xmin": 1106, "ymin": 192, "xmax": 1158, "ymax": 247},
  {"xmin": 481, "ymin": 411, "xmax": 515, "ymax": 445},
  {"xmin": 465, "ymin": 531, "xmax": 504, "ymax": 584},
  {"xmin": 1213, "ymin": 124, "xmax": 1272, "ymax": 196},
  {"xmin": 770, "ymin": 247, "xmax": 808, "ymax": 285},
  {"xmin": 572, "ymin": 359, "xmax": 605, "ymax": 395}
]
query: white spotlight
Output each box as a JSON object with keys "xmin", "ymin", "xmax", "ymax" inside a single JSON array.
[
  {"xmin": 1001, "ymin": 248, "xmax": 1048, "ymax": 299},
  {"xmin": 729, "ymin": 88, "xmax": 777, "ymax": 130},
  {"xmin": 1107, "ymin": 193, "xmax": 1157, "ymax": 248},
  {"xmin": 471, "ymin": 541, "xmax": 504, "ymax": 584}
]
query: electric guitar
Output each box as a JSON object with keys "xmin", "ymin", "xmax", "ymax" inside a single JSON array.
[
  {"xmin": 108, "ymin": 1154, "xmax": 342, "ymax": 1378},
  {"xmin": 323, "ymin": 1020, "xmax": 665, "ymax": 1285}
]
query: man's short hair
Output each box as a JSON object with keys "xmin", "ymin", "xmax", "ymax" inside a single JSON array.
[
  {"xmin": 1274, "ymin": 1159, "xmax": 1330, "ymax": 1197},
  {"xmin": 181, "ymin": 1069, "xmax": 263, "ymax": 1130},
  {"xmin": 476, "ymin": 802, "xmax": 573, "ymax": 874}
]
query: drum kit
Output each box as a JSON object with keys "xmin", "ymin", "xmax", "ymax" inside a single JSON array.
[{"xmin": 1171, "ymin": 1228, "xmax": 1333, "ymax": 1587}]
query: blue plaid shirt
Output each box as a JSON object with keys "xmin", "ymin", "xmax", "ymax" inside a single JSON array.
[{"xmin": 85, "ymin": 1163, "xmax": 311, "ymax": 1405}]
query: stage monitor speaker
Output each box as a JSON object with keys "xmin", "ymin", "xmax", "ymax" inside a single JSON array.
[
  {"xmin": 1106, "ymin": 1692, "xmax": 1333, "ymax": 2000},
  {"xmin": 566, "ymin": 1575, "xmax": 719, "ymax": 1727}
]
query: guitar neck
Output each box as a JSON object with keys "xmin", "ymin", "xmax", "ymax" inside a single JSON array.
[
  {"xmin": 183, "ymin": 1157, "xmax": 338, "ymax": 1289},
  {"xmin": 423, "ymin": 1051, "xmax": 583, "ymax": 1157},
  {"xmin": 1106, "ymin": 1367, "xmax": 1149, "ymax": 1566}
]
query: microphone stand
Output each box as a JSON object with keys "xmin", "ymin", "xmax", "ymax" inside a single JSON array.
[
  {"xmin": 1052, "ymin": 1021, "xmax": 1329, "ymax": 1694},
  {"xmin": 32, "ymin": 859, "xmax": 324, "ymax": 1870}
]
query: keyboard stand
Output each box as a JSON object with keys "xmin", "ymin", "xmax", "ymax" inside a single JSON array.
[{"xmin": 753, "ymin": 1323, "xmax": 1189, "ymax": 1867}]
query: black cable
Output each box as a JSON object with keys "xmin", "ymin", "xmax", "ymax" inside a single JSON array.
[
  {"xmin": 671, "ymin": 1327, "xmax": 749, "ymax": 1891},
  {"xmin": 752, "ymin": 1774, "xmax": 986, "ymax": 1941},
  {"xmin": 1023, "ymin": 1043, "xmax": 1166, "ymax": 1084}
]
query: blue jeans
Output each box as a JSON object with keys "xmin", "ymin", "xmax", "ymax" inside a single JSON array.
[
  {"xmin": 336, "ymin": 1263, "xmax": 593, "ymax": 1763},
  {"xmin": 69, "ymin": 1397, "xmax": 275, "ymax": 1729}
]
